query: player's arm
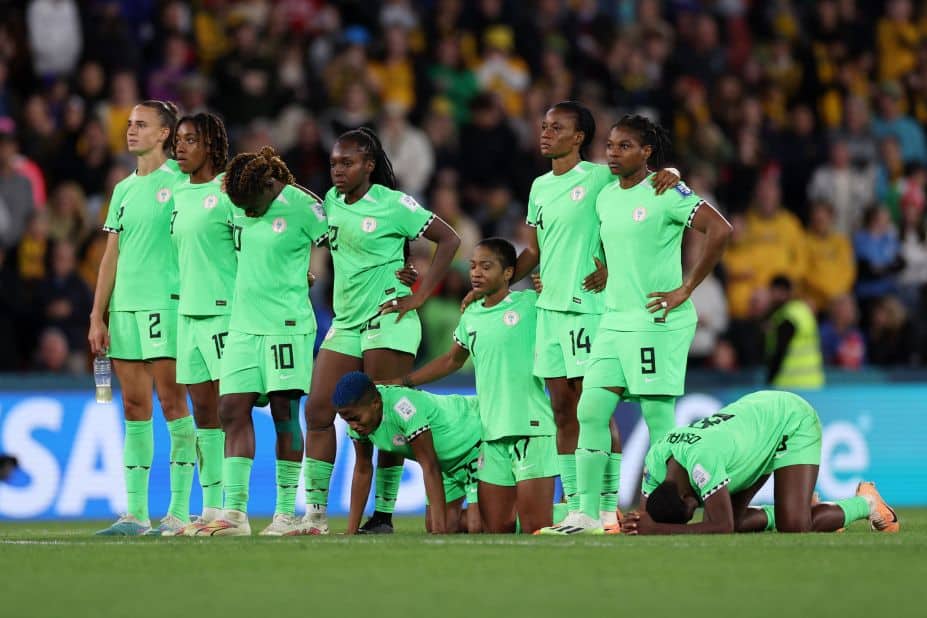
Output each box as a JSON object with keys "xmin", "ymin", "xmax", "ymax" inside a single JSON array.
[
  {"xmin": 512, "ymin": 228, "xmax": 540, "ymax": 284},
  {"xmin": 346, "ymin": 438, "xmax": 375, "ymax": 534},
  {"xmin": 408, "ymin": 429, "xmax": 448, "ymax": 533},
  {"xmin": 398, "ymin": 342, "xmax": 470, "ymax": 388},
  {"xmin": 624, "ymin": 487, "xmax": 735, "ymax": 535},
  {"xmin": 88, "ymin": 233, "xmax": 120, "ymax": 355}
]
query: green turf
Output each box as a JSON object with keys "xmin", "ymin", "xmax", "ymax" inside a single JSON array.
[{"xmin": 2, "ymin": 511, "xmax": 924, "ymax": 618}]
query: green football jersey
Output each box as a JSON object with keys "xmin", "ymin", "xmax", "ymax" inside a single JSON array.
[
  {"xmin": 103, "ymin": 159, "xmax": 183, "ymax": 311},
  {"xmin": 641, "ymin": 391, "xmax": 817, "ymax": 501},
  {"xmin": 347, "ymin": 386, "xmax": 481, "ymax": 472},
  {"xmin": 229, "ymin": 184, "xmax": 328, "ymax": 335},
  {"xmin": 454, "ymin": 290, "xmax": 555, "ymax": 441},
  {"xmin": 171, "ymin": 173, "xmax": 237, "ymax": 316},
  {"xmin": 324, "ymin": 184, "xmax": 434, "ymax": 329},
  {"xmin": 527, "ymin": 161, "xmax": 610, "ymax": 313},
  {"xmin": 595, "ymin": 174, "xmax": 702, "ymax": 331}
]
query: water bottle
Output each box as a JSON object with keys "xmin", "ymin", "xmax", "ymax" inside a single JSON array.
[{"xmin": 94, "ymin": 354, "xmax": 112, "ymax": 403}]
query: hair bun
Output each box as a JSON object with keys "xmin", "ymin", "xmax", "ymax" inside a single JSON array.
[{"xmin": 259, "ymin": 145, "xmax": 278, "ymax": 160}]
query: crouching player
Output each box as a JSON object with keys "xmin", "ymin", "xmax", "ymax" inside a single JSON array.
[
  {"xmin": 622, "ymin": 390, "xmax": 899, "ymax": 535},
  {"xmin": 334, "ymin": 372, "xmax": 481, "ymax": 534}
]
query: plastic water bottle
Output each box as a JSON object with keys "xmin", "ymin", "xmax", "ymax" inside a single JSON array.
[{"xmin": 94, "ymin": 355, "xmax": 112, "ymax": 403}]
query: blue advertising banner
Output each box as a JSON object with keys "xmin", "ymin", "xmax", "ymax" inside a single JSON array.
[{"xmin": 0, "ymin": 385, "xmax": 924, "ymax": 520}]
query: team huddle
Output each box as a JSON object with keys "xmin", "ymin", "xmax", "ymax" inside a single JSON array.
[{"xmin": 88, "ymin": 98, "xmax": 899, "ymax": 537}]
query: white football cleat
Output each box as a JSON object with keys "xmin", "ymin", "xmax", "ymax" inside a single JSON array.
[
  {"xmin": 259, "ymin": 513, "xmax": 304, "ymax": 536},
  {"xmin": 536, "ymin": 511, "xmax": 604, "ymax": 535}
]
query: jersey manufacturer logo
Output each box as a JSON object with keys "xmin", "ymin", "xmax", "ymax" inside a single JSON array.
[
  {"xmin": 394, "ymin": 397, "xmax": 417, "ymax": 420},
  {"xmin": 203, "ymin": 194, "xmax": 218, "ymax": 209},
  {"xmin": 156, "ymin": 188, "xmax": 172, "ymax": 203},
  {"xmin": 399, "ymin": 194, "xmax": 420, "ymax": 212},
  {"xmin": 692, "ymin": 463, "xmax": 711, "ymax": 489},
  {"xmin": 324, "ymin": 327, "xmax": 336, "ymax": 340},
  {"xmin": 392, "ymin": 434, "xmax": 407, "ymax": 447},
  {"xmin": 632, "ymin": 206, "xmax": 647, "ymax": 222},
  {"xmin": 571, "ymin": 186, "xmax": 586, "ymax": 201},
  {"xmin": 362, "ymin": 217, "xmax": 377, "ymax": 233},
  {"xmin": 503, "ymin": 310, "xmax": 520, "ymax": 326},
  {"xmin": 272, "ymin": 217, "xmax": 287, "ymax": 233}
]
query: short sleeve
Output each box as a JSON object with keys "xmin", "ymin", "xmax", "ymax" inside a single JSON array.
[
  {"xmin": 346, "ymin": 426, "xmax": 370, "ymax": 443},
  {"xmin": 103, "ymin": 183, "xmax": 125, "ymax": 233},
  {"xmin": 306, "ymin": 200, "xmax": 329, "ymax": 245},
  {"xmin": 393, "ymin": 193, "xmax": 435, "ymax": 239},
  {"xmin": 663, "ymin": 180, "xmax": 703, "ymax": 227},
  {"xmin": 453, "ymin": 315, "xmax": 469, "ymax": 350},
  {"xmin": 526, "ymin": 183, "xmax": 539, "ymax": 227},
  {"xmin": 640, "ymin": 443, "xmax": 668, "ymax": 497},
  {"xmin": 391, "ymin": 394, "xmax": 432, "ymax": 442},
  {"xmin": 687, "ymin": 450, "xmax": 730, "ymax": 501}
]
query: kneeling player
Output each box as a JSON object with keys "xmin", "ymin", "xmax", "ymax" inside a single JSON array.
[
  {"xmin": 334, "ymin": 372, "xmax": 481, "ymax": 534},
  {"xmin": 622, "ymin": 390, "xmax": 899, "ymax": 535}
]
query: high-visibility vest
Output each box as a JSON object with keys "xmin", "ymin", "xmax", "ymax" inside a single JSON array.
[{"xmin": 767, "ymin": 300, "xmax": 825, "ymax": 389}]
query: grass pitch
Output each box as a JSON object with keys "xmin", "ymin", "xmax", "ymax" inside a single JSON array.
[{"xmin": 2, "ymin": 510, "xmax": 924, "ymax": 618}]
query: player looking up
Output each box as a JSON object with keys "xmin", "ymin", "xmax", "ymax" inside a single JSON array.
[
  {"xmin": 540, "ymin": 114, "xmax": 732, "ymax": 535},
  {"xmin": 194, "ymin": 147, "xmax": 328, "ymax": 536},
  {"xmin": 169, "ymin": 112, "xmax": 233, "ymax": 533},
  {"xmin": 301, "ymin": 128, "xmax": 460, "ymax": 535},
  {"xmin": 89, "ymin": 100, "xmax": 193, "ymax": 536},
  {"xmin": 399, "ymin": 238, "xmax": 557, "ymax": 533},
  {"xmin": 334, "ymin": 372, "xmax": 481, "ymax": 534},
  {"xmin": 622, "ymin": 390, "xmax": 899, "ymax": 535}
]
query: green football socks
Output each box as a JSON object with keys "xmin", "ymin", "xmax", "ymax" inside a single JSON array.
[
  {"xmin": 640, "ymin": 396, "xmax": 677, "ymax": 444},
  {"xmin": 375, "ymin": 465, "xmax": 403, "ymax": 514},
  {"xmin": 196, "ymin": 428, "xmax": 225, "ymax": 511},
  {"xmin": 761, "ymin": 504, "xmax": 776, "ymax": 531},
  {"xmin": 836, "ymin": 496, "xmax": 870, "ymax": 527},
  {"xmin": 124, "ymin": 419, "xmax": 154, "ymax": 522},
  {"xmin": 576, "ymin": 387, "xmax": 620, "ymax": 519},
  {"xmin": 275, "ymin": 460, "xmax": 302, "ymax": 515},
  {"xmin": 305, "ymin": 458, "xmax": 334, "ymax": 507},
  {"xmin": 166, "ymin": 416, "xmax": 196, "ymax": 520},
  {"xmin": 223, "ymin": 457, "xmax": 253, "ymax": 513},
  {"xmin": 558, "ymin": 453, "xmax": 578, "ymax": 512},
  {"xmin": 600, "ymin": 452, "xmax": 622, "ymax": 516}
]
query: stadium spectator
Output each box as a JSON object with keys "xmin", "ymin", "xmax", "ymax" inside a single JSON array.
[
  {"xmin": 866, "ymin": 295, "xmax": 919, "ymax": 366},
  {"xmin": 807, "ymin": 139, "xmax": 875, "ymax": 235},
  {"xmin": 283, "ymin": 116, "xmax": 330, "ymax": 194},
  {"xmin": 803, "ymin": 201, "xmax": 856, "ymax": 313},
  {"xmin": 379, "ymin": 102, "xmax": 434, "ymax": 198},
  {"xmin": 100, "ymin": 72, "xmax": 140, "ymax": 156},
  {"xmin": 427, "ymin": 184, "xmax": 480, "ymax": 265},
  {"xmin": 35, "ymin": 239, "xmax": 91, "ymax": 361},
  {"xmin": 854, "ymin": 206, "xmax": 904, "ymax": 310},
  {"xmin": 33, "ymin": 326, "xmax": 80, "ymax": 373},
  {"xmin": 832, "ymin": 96, "xmax": 879, "ymax": 170},
  {"xmin": 147, "ymin": 35, "xmax": 194, "ymax": 104},
  {"xmin": 745, "ymin": 174, "xmax": 807, "ymax": 288},
  {"xmin": 871, "ymin": 80, "xmax": 927, "ymax": 165},
  {"xmin": 26, "ymin": 0, "xmax": 82, "ymax": 79},
  {"xmin": 819, "ymin": 294, "xmax": 866, "ymax": 369},
  {"xmin": 211, "ymin": 20, "xmax": 277, "ymax": 129},
  {"xmin": 475, "ymin": 25, "xmax": 530, "ymax": 118},
  {"xmin": 427, "ymin": 35, "xmax": 479, "ymax": 125},
  {"xmin": 897, "ymin": 200, "xmax": 927, "ymax": 313},
  {"xmin": 722, "ymin": 212, "xmax": 764, "ymax": 321},
  {"xmin": 764, "ymin": 275, "xmax": 824, "ymax": 389},
  {"xmin": 459, "ymin": 93, "xmax": 519, "ymax": 203},
  {"xmin": 772, "ymin": 104, "xmax": 827, "ymax": 223},
  {"xmin": 686, "ymin": 234, "xmax": 728, "ymax": 366},
  {"xmin": 0, "ymin": 127, "xmax": 35, "ymax": 250},
  {"xmin": 46, "ymin": 182, "xmax": 89, "ymax": 246},
  {"xmin": 367, "ymin": 24, "xmax": 419, "ymax": 111}
]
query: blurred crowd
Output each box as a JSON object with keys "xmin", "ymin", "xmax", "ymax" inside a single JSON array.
[{"xmin": 0, "ymin": 0, "xmax": 926, "ymax": 375}]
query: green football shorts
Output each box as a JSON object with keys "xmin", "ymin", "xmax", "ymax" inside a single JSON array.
[
  {"xmin": 533, "ymin": 309, "xmax": 602, "ymax": 379},
  {"xmin": 176, "ymin": 314, "xmax": 230, "ymax": 384},
  {"xmin": 219, "ymin": 330, "xmax": 313, "ymax": 395},
  {"xmin": 423, "ymin": 446, "xmax": 480, "ymax": 506},
  {"xmin": 477, "ymin": 435, "xmax": 558, "ymax": 487},
  {"xmin": 583, "ymin": 326, "xmax": 695, "ymax": 396},
  {"xmin": 108, "ymin": 309, "xmax": 177, "ymax": 361},
  {"xmin": 320, "ymin": 310, "xmax": 421, "ymax": 358},
  {"xmin": 766, "ymin": 401, "xmax": 823, "ymax": 473}
]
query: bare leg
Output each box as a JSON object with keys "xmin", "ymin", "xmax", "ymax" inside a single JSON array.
[
  {"xmin": 545, "ymin": 377, "xmax": 580, "ymax": 454},
  {"xmin": 478, "ymin": 481, "xmax": 517, "ymax": 533},
  {"xmin": 187, "ymin": 380, "xmax": 220, "ymax": 428},
  {"xmin": 305, "ymin": 349, "xmax": 362, "ymax": 463},
  {"xmin": 515, "ymin": 476, "xmax": 555, "ymax": 533},
  {"xmin": 113, "ymin": 360, "xmax": 154, "ymax": 421},
  {"xmin": 773, "ymin": 464, "xmax": 818, "ymax": 533},
  {"xmin": 150, "ymin": 358, "xmax": 189, "ymax": 421},
  {"xmin": 219, "ymin": 393, "xmax": 258, "ymax": 458}
]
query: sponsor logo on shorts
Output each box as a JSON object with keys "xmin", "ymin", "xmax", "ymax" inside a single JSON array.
[
  {"xmin": 393, "ymin": 397, "xmax": 417, "ymax": 420},
  {"xmin": 361, "ymin": 217, "xmax": 377, "ymax": 233},
  {"xmin": 156, "ymin": 188, "xmax": 172, "ymax": 203},
  {"xmin": 203, "ymin": 194, "xmax": 218, "ymax": 209},
  {"xmin": 632, "ymin": 206, "xmax": 647, "ymax": 222},
  {"xmin": 692, "ymin": 463, "xmax": 711, "ymax": 489},
  {"xmin": 279, "ymin": 374, "xmax": 294, "ymax": 380},
  {"xmin": 272, "ymin": 217, "xmax": 287, "ymax": 233},
  {"xmin": 366, "ymin": 332, "xmax": 381, "ymax": 340},
  {"xmin": 503, "ymin": 310, "xmax": 520, "ymax": 326},
  {"xmin": 151, "ymin": 341, "xmax": 166, "ymax": 348},
  {"xmin": 644, "ymin": 376, "xmax": 657, "ymax": 383},
  {"xmin": 570, "ymin": 186, "xmax": 586, "ymax": 201}
]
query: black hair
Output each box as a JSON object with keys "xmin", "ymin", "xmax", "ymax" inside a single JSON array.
[
  {"xmin": 612, "ymin": 114, "xmax": 672, "ymax": 169},
  {"xmin": 224, "ymin": 146, "xmax": 295, "ymax": 207},
  {"xmin": 176, "ymin": 112, "xmax": 229, "ymax": 174},
  {"xmin": 137, "ymin": 100, "xmax": 179, "ymax": 156},
  {"xmin": 476, "ymin": 237, "xmax": 517, "ymax": 273},
  {"xmin": 335, "ymin": 127, "xmax": 398, "ymax": 190},
  {"xmin": 550, "ymin": 100, "xmax": 596, "ymax": 159},
  {"xmin": 770, "ymin": 274, "xmax": 792, "ymax": 292},
  {"xmin": 646, "ymin": 481, "xmax": 690, "ymax": 524}
]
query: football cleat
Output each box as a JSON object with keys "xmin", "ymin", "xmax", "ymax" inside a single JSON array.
[
  {"xmin": 194, "ymin": 510, "xmax": 252, "ymax": 536},
  {"xmin": 290, "ymin": 514, "xmax": 330, "ymax": 536},
  {"xmin": 535, "ymin": 511, "xmax": 604, "ymax": 535},
  {"xmin": 259, "ymin": 513, "xmax": 304, "ymax": 536},
  {"xmin": 358, "ymin": 516, "xmax": 394, "ymax": 535},
  {"xmin": 95, "ymin": 514, "xmax": 151, "ymax": 536},
  {"xmin": 856, "ymin": 482, "xmax": 899, "ymax": 533},
  {"xmin": 149, "ymin": 514, "xmax": 189, "ymax": 536}
]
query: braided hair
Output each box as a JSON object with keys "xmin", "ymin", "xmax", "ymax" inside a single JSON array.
[
  {"xmin": 224, "ymin": 146, "xmax": 295, "ymax": 207},
  {"xmin": 138, "ymin": 100, "xmax": 179, "ymax": 156},
  {"xmin": 612, "ymin": 114, "xmax": 672, "ymax": 169},
  {"xmin": 550, "ymin": 101, "xmax": 596, "ymax": 160},
  {"xmin": 335, "ymin": 127, "xmax": 398, "ymax": 190},
  {"xmin": 176, "ymin": 112, "xmax": 229, "ymax": 174}
]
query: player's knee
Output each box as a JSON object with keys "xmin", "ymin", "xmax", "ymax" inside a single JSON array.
[
  {"xmin": 218, "ymin": 399, "xmax": 246, "ymax": 430},
  {"xmin": 776, "ymin": 515, "xmax": 812, "ymax": 533},
  {"xmin": 121, "ymin": 396, "xmax": 151, "ymax": 420},
  {"xmin": 549, "ymin": 392, "xmax": 579, "ymax": 428},
  {"xmin": 306, "ymin": 397, "xmax": 335, "ymax": 431}
]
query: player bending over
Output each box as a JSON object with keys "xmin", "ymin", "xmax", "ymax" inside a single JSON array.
[
  {"xmin": 334, "ymin": 372, "xmax": 481, "ymax": 534},
  {"xmin": 621, "ymin": 390, "xmax": 898, "ymax": 535}
]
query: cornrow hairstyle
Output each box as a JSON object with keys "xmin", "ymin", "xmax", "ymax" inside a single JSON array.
[
  {"xmin": 176, "ymin": 112, "xmax": 229, "ymax": 174},
  {"xmin": 224, "ymin": 145, "xmax": 295, "ymax": 207},
  {"xmin": 138, "ymin": 99, "xmax": 179, "ymax": 156},
  {"xmin": 335, "ymin": 127, "xmax": 398, "ymax": 190},
  {"xmin": 551, "ymin": 100, "xmax": 596, "ymax": 160},
  {"xmin": 612, "ymin": 114, "xmax": 673, "ymax": 169}
]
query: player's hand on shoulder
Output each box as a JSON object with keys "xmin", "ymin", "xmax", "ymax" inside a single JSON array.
[
  {"xmin": 395, "ymin": 263, "xmax": 418, "ymax": 287},
  {"xmin": 460, "ymin": 288, "xmax": 485, "ymax": 312},
  {"xmin": 582, "ymin": 257, "xmax": 607, "ymax": 292},
  {"xmin": 651, "ymin": 168, "xmax": 681, "ymax": 195}
]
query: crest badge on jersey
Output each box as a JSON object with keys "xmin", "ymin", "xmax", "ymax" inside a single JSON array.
[
  {"xmin": 362, "ymin": 217, "xmax": 377, "ymax": 233},
  {"xmin": 272, "ymin": 217, "xmax": 287, "ymax": 233},
  {"xmin": 203, "ymin": 194, "xmax": 218, "ymax": 209},
  {"xmin": 503, "ymin": 310, "xmax": 520, "ymax": 326},
  {"xmin": 156, "ymin": 188, "xmax": 172, "ymax": 203},
  {"xmin": 632, "ymin": 206, "xmax": 647, "ymax": 222},
  {"xmin": 570, "ymin": 186, "xmax": 586, "ymax": 201}
]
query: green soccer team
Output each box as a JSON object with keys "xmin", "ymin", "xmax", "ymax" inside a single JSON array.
[{"xmin": 88, "ymin": 98, "xmax": 899, "ymax": 538}]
